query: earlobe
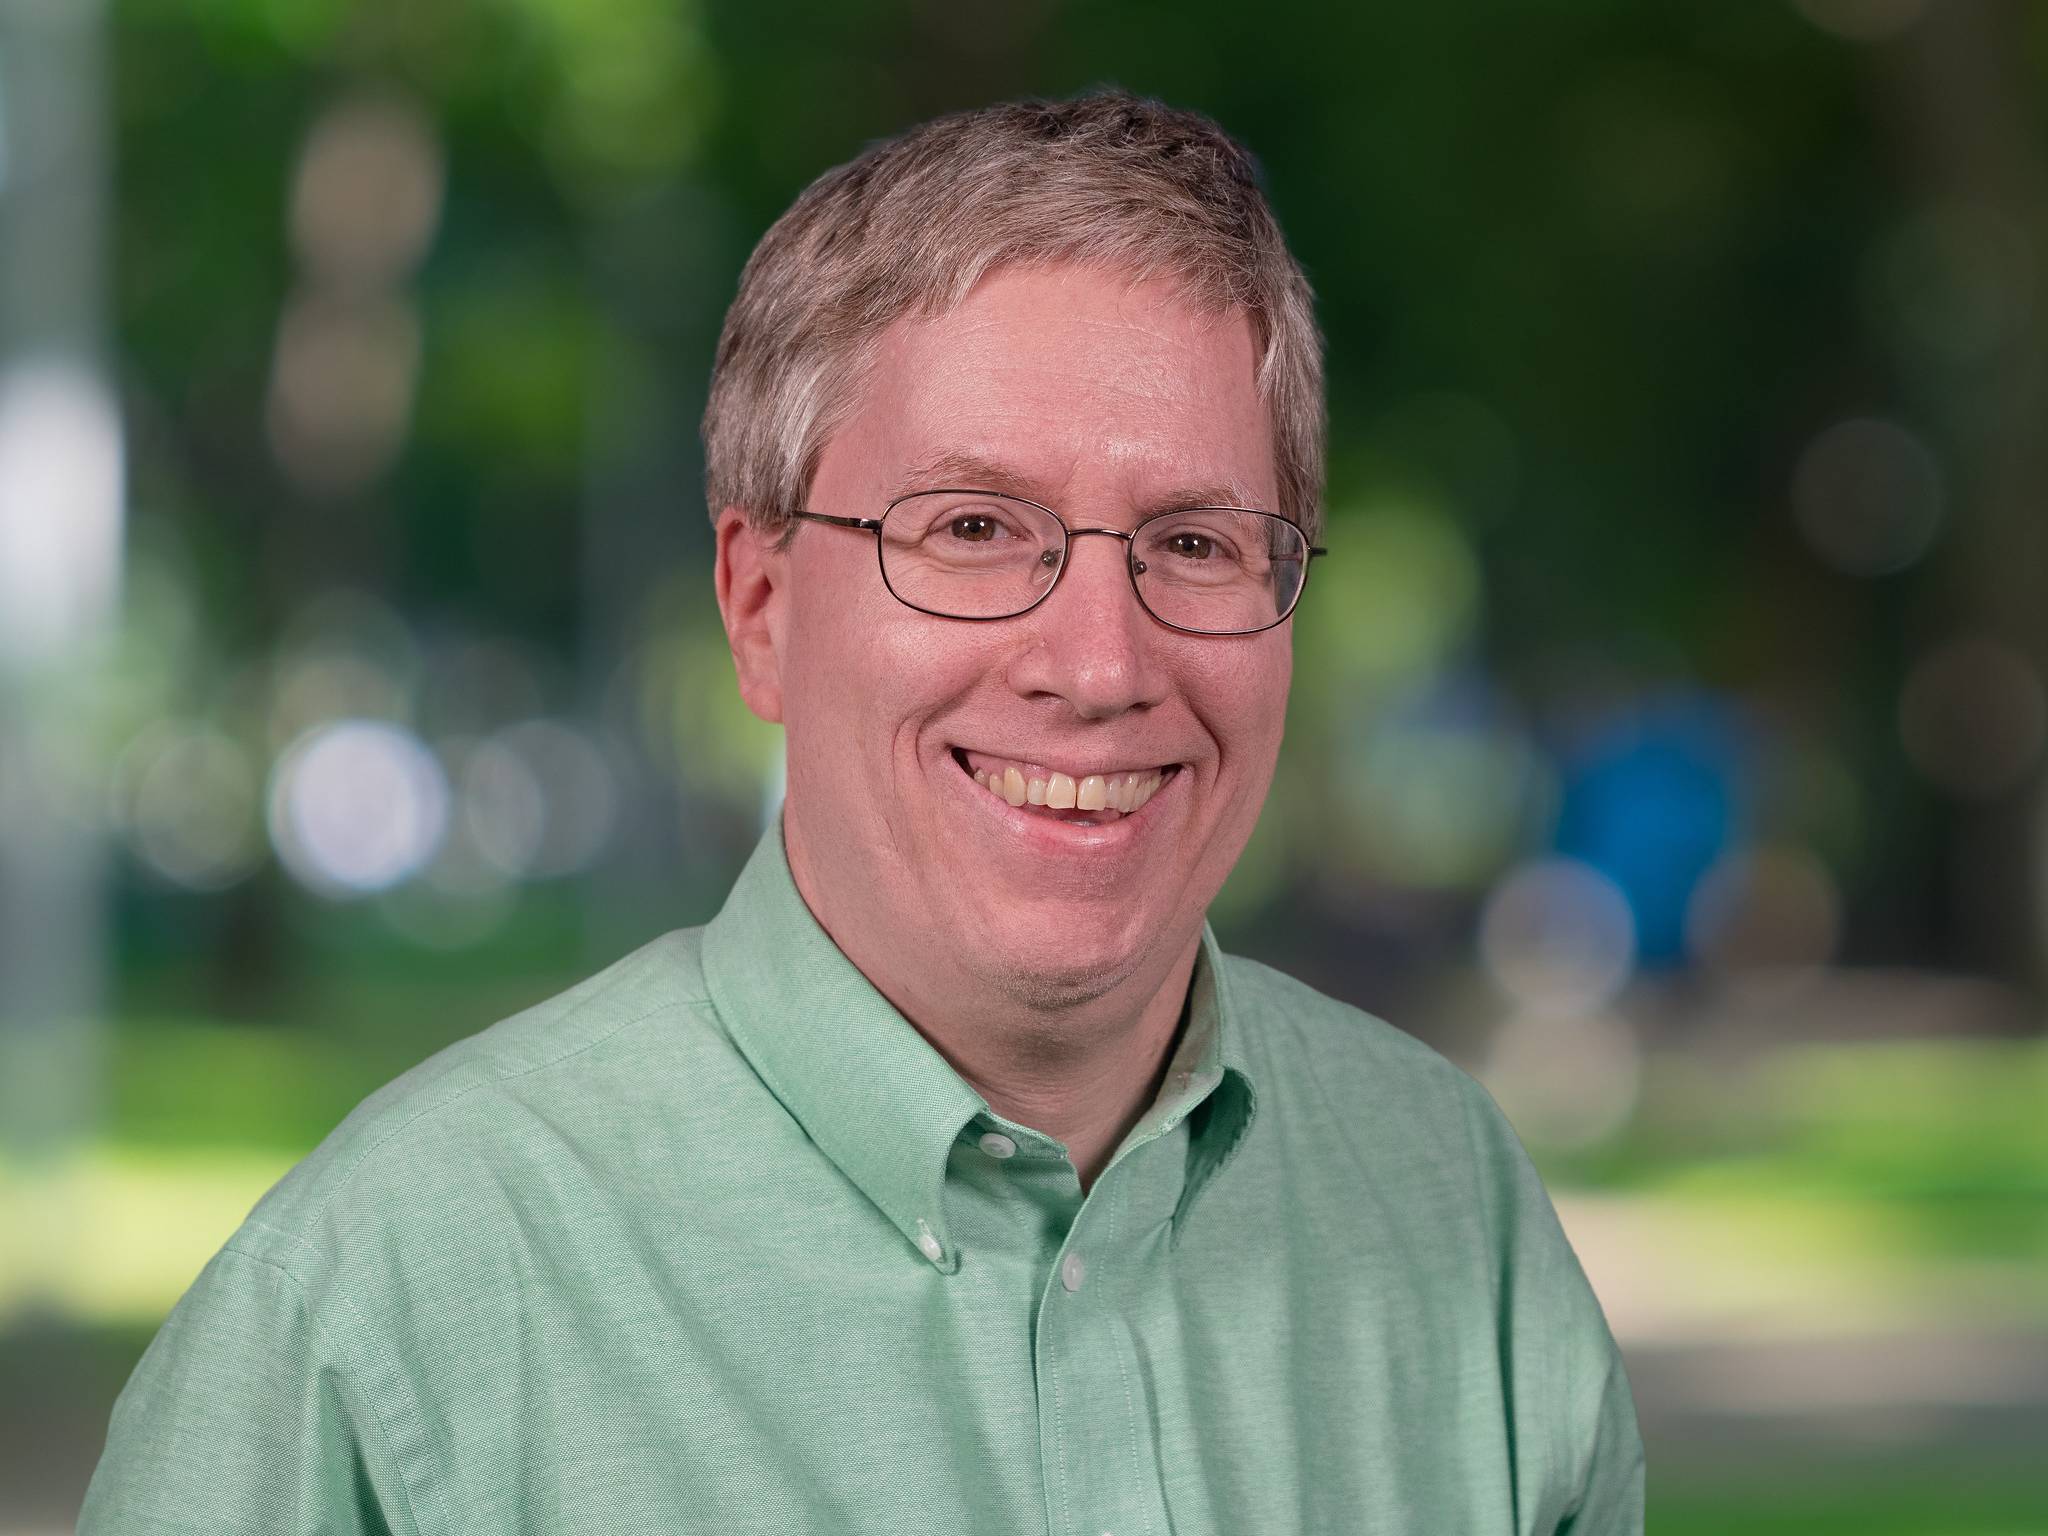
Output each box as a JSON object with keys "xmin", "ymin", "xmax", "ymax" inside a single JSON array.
[{"xmin": 713, "ymin": 506, "xmax": 787, "ymax": 725}]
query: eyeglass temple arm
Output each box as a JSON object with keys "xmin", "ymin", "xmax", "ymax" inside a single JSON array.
[{"xmin": 789, "ymin": 511, "xmax": 883, "ymax": 531}]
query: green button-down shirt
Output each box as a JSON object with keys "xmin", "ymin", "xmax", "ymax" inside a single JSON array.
[{"xmin": 81, "ymin": 822, "xmax": 1644, "ymax": 1534}]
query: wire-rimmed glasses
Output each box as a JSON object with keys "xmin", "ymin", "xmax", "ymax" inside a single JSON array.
[{"xmin": 790, "ymin": 488, "xmax": 1327, "ymax": 637}]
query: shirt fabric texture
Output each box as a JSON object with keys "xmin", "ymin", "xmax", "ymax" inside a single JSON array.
[{"xmin": 80, "ymin": 820, "xmax": 1646, "ymax": 1534}]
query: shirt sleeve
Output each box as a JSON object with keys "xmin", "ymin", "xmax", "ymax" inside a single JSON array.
[
  {"xmin": 1558, "ymin": 1346, "xmax": 1647, "ymax": 1535},
  {"xmin": 1455, "ymin": 1071, "xmax": 1647, "ymax": 1536},
  {"xmin": 77, "ymin": 1243, "xmax": 415, "ymax": 1536}
]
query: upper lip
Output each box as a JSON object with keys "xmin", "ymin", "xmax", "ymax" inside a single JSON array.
[{"xmin": 952, "ymin": 745, "xmax": 1183, "ymax": 777}]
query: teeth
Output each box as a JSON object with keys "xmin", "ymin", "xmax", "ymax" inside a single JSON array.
[{"xmin": 967, "ymin": 756, "xmax": 1171, "ymax": 816}]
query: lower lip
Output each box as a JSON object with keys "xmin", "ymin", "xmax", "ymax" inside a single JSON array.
[{"xmin": 948, "ymin": 756, "xmax": 1180, "ymax": 850}]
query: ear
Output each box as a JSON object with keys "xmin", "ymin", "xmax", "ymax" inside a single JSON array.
[{"xmin": 713, "ymin": 506, "xmax": 788, "ymax": 725}]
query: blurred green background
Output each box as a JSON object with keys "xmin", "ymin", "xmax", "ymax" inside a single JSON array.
[{"xmin": 3, "ymin": 0, "xmax": 2047, "ymax": 1529}]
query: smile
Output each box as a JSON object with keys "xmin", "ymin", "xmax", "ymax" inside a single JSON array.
[{"xmin": 953, "ymin": 748, "xmax": 1178, "ymax": 825}]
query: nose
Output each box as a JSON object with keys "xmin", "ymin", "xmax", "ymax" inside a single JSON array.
[{"xmin": 1006, "ymin": 530, "xmax": 1170, "ymax": 719}]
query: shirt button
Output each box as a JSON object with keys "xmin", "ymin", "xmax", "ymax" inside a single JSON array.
[
  {"xmin": 1060, "ymin": 1251, "xmax": 1086, "ymax": 1292},
  {"xmin": 915, "ymin": 1219, "xmax": 944, "ymax": 1265},
  {"xmin": 978, "ymin": 1131, "xmax": 1018, "ymax": 1159}
]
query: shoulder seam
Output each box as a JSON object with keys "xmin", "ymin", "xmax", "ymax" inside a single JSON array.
[{"xmin": 211, "ymin": 1245, "xmax": 436, "ymax": 1536}]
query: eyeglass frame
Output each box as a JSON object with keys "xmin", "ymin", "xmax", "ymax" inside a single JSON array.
[{"xmin": 787, "ymin": 487, "xmax": 1329, "ymax": 637}]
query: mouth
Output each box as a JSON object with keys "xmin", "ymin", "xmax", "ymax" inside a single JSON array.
[{"xmin": 951, "ymin": 747, "xmax": 1182, "ymax": 828}]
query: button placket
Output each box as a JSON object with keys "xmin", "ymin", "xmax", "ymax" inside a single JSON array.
[{"xmin": 1034, "ymin": 1162, "xmax": 1169, "ymax": 1536}]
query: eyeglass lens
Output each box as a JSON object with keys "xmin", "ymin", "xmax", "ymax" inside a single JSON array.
[{"xmin": 877, "ymin": 492, "xmax": 1307, "ymax": 634}]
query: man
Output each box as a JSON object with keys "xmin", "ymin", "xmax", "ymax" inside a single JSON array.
[{"xmin": 82, "ymin": 93, "xmax": 1644, "ymax": 1534}]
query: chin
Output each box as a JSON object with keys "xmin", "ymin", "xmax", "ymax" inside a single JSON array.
[{"xmin": 968, "ymin": 910, "xmax": 1168, "ymax": 1015}]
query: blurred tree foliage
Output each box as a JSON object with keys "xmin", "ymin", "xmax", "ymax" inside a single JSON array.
[{"xmin": 105, "ymin": 0, "xmax": 2048, "ymax": 1001}]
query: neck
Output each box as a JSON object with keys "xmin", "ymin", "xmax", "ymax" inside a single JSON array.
[
  {"xmin": 914, "ymin": 933, "xmax": 1201, "ymax": 1193},
  {"xmin": 786, "ymin": 830, "xmax": 1200, "ymax": 1193}
]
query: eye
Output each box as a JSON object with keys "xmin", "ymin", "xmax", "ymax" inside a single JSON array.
[
  {"xmin": 949, "ymin": 514, "xmax": 1003, "ymax": 542},
  {"xmin": 1166, "ymin": 531, "xmax": 1216, "ymax": 560}
]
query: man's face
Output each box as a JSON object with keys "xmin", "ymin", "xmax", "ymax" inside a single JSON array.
[{"xmin": 741, "ymin": 264, "xmax": 1293, "ymax": 1010}]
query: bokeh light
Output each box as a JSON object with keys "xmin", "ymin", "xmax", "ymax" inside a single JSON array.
[
  {"xmin": 265, "ymin": 90, "xmax": 441, "ymax": 501},
  {"xmin": 1687, "ymin": 842, "xmax": 1844, "ymax": 995},
  {"xmin": 376, "ymin": 804, "xmax": 518, "ymax": 951},
  {"xmin": 0, "ymin": 359, "xmax": 124, "ymax": 665},
  {"xmin": 457, "ymin": 735, "xmax": 548, "ymax": 878},
  {"xmin": 290, "ymin": 93, "xmax": 443, "ymax": 289},
  {"xmin": 1868, "ymin": 203, "xmax": 2036, "ymax": 370},
  {"xmin": 515, "ymin": 0, "xmax": 714, "ymax": 193},
  {"xmin": 1479, "ymin": 1007, "xmax": 1643, "ymax": 1150},
  {"xmin": 265, "ymin": 290, "xmax": 422, "ymax": 497},
  {"xmin": 1299, "ymin": 496, "xmax": 1481, "ymax": 690},
  {"xmin": 114, "ymin": 723, "xmax": 263, "ymax": 891},
  {"xmin": 1549, "ymin": 695, "xmax": 1741, "ymax": 963},
  {"xmin": 1791, "ymin": 417, "xmax": 1944, "ymax": 577},
  {"xmin": 467, "ymin": 722, "xmax": 618, "ymax": 880},
  {"xmin": 1479, "ymin": 856, "xmax": 1638, "ymax": 1014},
  {"xmin": 1898, "ymin": 635, "xmax": 2048, "ymax": 799},
  {"xmin": 1336, "ymin": 672, "xmax": 1548, "ymax": 890},
  {"xmin": 266, "ymin": 719, "xmax": 449, "ymax": 897}
]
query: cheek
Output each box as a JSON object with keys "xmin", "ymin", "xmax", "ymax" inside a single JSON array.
[
  {"xmin": 782, "ymin": 574, "xmax": 993, "ymax": 763},
  {"xmin": 783, "ymin": 539, "xmax": 895, "ymax": 678},
  {"xmin": 778, "ymin": 573, "xmax": 884, "ymax": 767},
  {"xmin": 1199, "ymin": 640, "xmax": 1292, "ymax": 767}
]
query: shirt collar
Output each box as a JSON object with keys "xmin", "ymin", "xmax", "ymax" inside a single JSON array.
[{"xmin": 701, "ymin": 818, "xmax": 1258, "ymax": 1266}]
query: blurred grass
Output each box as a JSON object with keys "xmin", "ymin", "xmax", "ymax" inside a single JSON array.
[
  {"xmin": 1536, "ymin": 1036, "xmax": 2048, "ymax": 1262},
  {"xmin": 1650, "ymin": 1468, "xmax": 2048, "ymax": 1536},
  {"xmin": 103, "ymin": 971, "xmax": 578, "ymax": 1153},
  {"xmin": 0, "ymin": 1147, "xmax": 289, "ymax": 1323}
]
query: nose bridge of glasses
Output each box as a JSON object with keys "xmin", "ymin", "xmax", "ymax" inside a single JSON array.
[
  {"xmin": 1038, "ymin": 520, "xmax": 1152, "ymax": 631},
  {"xmin": 1053, "ymin": 524, "xmax": 1142, "ymax": 593},
  {"xmin": 1061, "ymin": 525, "xmax": 1138, "ymax": 584}
]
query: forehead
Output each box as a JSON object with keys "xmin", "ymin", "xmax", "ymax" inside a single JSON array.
[{"xmin": 843, "ymin": 264, "xmax": 1277, "ymax": 510}]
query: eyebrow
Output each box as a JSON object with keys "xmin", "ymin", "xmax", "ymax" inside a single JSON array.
[{"xmin": 894, "ymin": 450, "xmax": 1268, "ymax": 515}]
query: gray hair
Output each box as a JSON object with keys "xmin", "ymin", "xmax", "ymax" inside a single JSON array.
[{"xmin": 702, "ymin": 90, "xmax": 1325, "ymax": 544}]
